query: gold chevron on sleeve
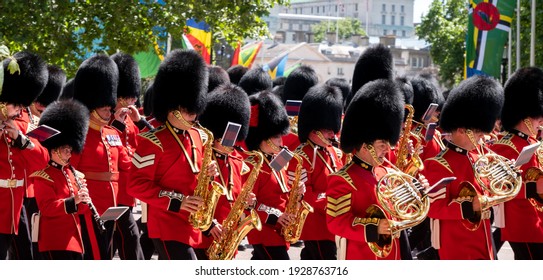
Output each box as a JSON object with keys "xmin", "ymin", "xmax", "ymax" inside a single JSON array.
[
  {"xmin": 327, "ymin": 193, "xmax": 351, "ymax": 205},
  {"xmin": 326, "ymin": 206, "xmax": 351, "ymax": 217},
  {"xmin": 327, "ymin": 193, "xmax": 352, "ymax": 217},
  {"xmin": 30, "ymin": 170, "xmax": 53, "ymax": 183}
]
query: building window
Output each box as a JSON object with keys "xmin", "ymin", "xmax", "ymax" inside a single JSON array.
[
  {"xmin": 419, "ymin": 57, "xmax": 425, "ymax": 67},
  {"xmin": 412, "ymin": 57, "xmax": 418, "ymax": 67},
  {"xmin": 337, "ymin": 67, "xmax": 344, "ymax": 76},
  {"xmin": 292, "ymin": 34, "xmax": 296, "ymax": 42},
  {"xmin": 382, "ymin": 15, "xmax": 386, "ymax": 24},
  {"xmin": 311, "ymin": 7, "xmax": 314, "ymax": 13},
  {"xmin": 391, "ymin": 16, "xmax": 395, "ymax": 25},
  {"xmin": 393, "ymin": 30, "xmax": 397, "ymax": 36},
  {"xmin": 401, "ymin": 5, "xmax": 405, "ymax": 13},
  {"xmin": 384, "ymin": 29, "xmax": 387, "ymax": 35},
  {"xmin": 401, "ymin": 16, "xmax": 404, "ymax": 26},
  {"xmin": 402, "ymin": 30, "xmax": 406, "ymax": 37},
  {"xmin": 335, "ymin": 5, "xmax": 338, "ymax": 12},
  {"xmin": 392, "ymin": 5, "xmax": 395, "ymax": 12},
  {"xmin": 382, "ymin": 4, "xmax": 386, "ymax": 12},
  {"xmin": 355, "ymin": 3, "xmax": 358, "ymax": 11},
  {"xmin": 323, "ymin": 6, "xmax": 326, "ymax": 13},
  {"xmin": 294, "ymin": 8, "xmax": 298, "ymax": 14}
]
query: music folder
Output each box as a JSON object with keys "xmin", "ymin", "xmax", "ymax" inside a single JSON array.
[
  {"xmin": 269, "ymin": 148, "xmax": 294, "ymax": 172},
  {"xmin": 514, "ymin": 142, "xmax": 540, "ymax": 168},
  {"xmin": 421, "ymin": 103, "xmax": 439, "ymax": 123},
  {"xmin": 26, "ymin": 125, "xmax": 60, "ymax": 142},
  {"xmin": 100, "ymin": 206, "xmax": 129, "ymax": 221},
  {"xmin": 220, "ymin": 122, "xmax": 242, "ymax": 148}
]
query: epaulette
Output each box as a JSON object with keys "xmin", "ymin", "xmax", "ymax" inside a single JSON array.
[
  {"xmin": 330, "ymin": 162, "xmax": 357, "ymax": 190},
  {"xmin": 494, "ymin": 133, "xmax": 518, "ymax": 153},
  {"xmin": 194, "ymin": 127, "xmax": 210, "ymax": 144},
  {"xmin": 240, "ymin": 161, "xmax": 251, "ymax": 176},
  {"xmin": 139, "ymin": 127, "xmax": 163, "ymax": 151},
  {"xmin": 29, "ymin": 170, "xmax": 53, "ymax": 183},
  {"xmin": 426, "ymin": 150, "xmax": 453, "ymax": 174},
  {"xmin": 295, "ymin": 144, "xmax": 311, "ymax": 165}
]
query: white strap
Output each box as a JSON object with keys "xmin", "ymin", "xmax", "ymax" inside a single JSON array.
[
  {"xmin": 430, "ymin": 218, "xmax": 440, "ymax": 249},
  {"xmin": 493, "ymin": 204, "xmax": 505, "ymax": 228}
]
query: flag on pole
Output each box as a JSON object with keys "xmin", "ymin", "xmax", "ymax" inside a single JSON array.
[
  {"xmin": 465, "ymin": 0, "xmax": 515, "ymax": 79},
  {"xmin": 231, "ymin": 41, "xmax": 263, "ymax": 68},
  {"xmin": 134, "ymin": 40, "xmax": 164, "ymax": 78},
  {"xmin": 284, "ymin": 62, "xmax": 302, "ymax": 77},
  {"xmin": 263, "ymin": 53, "xmax": 288, "ymax": 79},
  {"xmin": 181, "ymin": 19, "xmax": 212, "ymax": 64}
]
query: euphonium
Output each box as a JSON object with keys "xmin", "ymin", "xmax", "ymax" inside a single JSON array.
[
  {"xmin": 459, "ymin": 145, "xmax": 522, "ymax": 230},
  {"xmin": 207, "ymin": 151, "xmax": 264, "ymax": 260},
  {"xmin": 189, "ymin": 121, "xmax": 226, "ymax": 230},
  {"xmin": 281, "ymin": 152, "xmax": 314, "ymax": 243},
  {"xmin": 365, "ymin": 157, "xmax": 430, "ymax": 258},
  {"xmin": 396, "ymin": 105, "xmax": 424, "ymax": 176}
]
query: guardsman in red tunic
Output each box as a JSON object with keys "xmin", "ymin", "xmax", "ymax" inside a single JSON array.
[
  {"xmin": 245, "ymin": 90, "xmax": 297, "ymax": 260},
  {"xmin": 290, "ymin": 84, "xmax": 344, "ymax": 260},
  {"xmin": 326, "ymin": 79, "xmax": 410, "ymax": 260},
  {"xmin": 491, "ymin": 67, "xmax": 543, "ymax": 259},
  {"xmin": 193, "ymin": 83, "xmax": 253, "ymax": 259},
  {"xmin": 127, "ymin": 49, "xmax": 218, "ymax": 260},
  {"xmin": 70, "ymin": 54, "xmax": 132, "ymax": 260},
  {"xmin": 109, "ymin": 52, "xmax": 146, "ymax": 260},
  {"xmin": 421, "ymin": 75, "xmax": 504, "ymax": 260},
  {"xmin": 31, "ymin": 100, "xmax": 92, "ymax": 260},
  {"xmin": 0, "ymin": 51, "xmax": 48, "ymax": 260}
]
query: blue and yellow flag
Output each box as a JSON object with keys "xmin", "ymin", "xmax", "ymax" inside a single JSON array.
[
  {"xmin": 465, "ymin": 0, "xmax": 515, "ymax": 79},
  {"xmin": 181, "ymin": 19, "xmax": 212, "ymax": 64},
  {"xmin": 263, "ymin": 53, "xmax": 288, "ymax": 79}
]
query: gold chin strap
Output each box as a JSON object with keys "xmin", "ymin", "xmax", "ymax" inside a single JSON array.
[
  {"xmin": 315, "ymin": 131, "xmax": 332, "ymax": 146},
  {"xmin": 466, "ymin": 129, "xmax": 484, "ymax": 155},
  {"xmin": 0, "ymin": 102, "xmax": 8, "ymax": 120},
  {"xmin": 523, "ymin": 118, "xmax": 538, "ymax": 137},
  {"xmin": 91, "ymin": 110, "xmax": 109, "ymax": 125},
  {"xmin": 366, "ymin": 144, "xmax": 384, "ymax": 166},
  {"xmin": 54, "ymin": 149, "xmax": 69, "ymax": 166},
  {"xmin": 117, "ymin": 98, "xmax": 129, "ymax": 108},
  {"xmin": 266, "ymin": 139, "xmax": 282, "ymax": 153},
  {"xmin": 172, "ymin": 110, "xmax": 194, "ymax": 128}
]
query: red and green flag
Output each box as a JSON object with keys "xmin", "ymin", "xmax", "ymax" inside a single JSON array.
[
  {"xmin": 181, "ymin": 19, "xmax": 212, "ymax": 64},
  {"xmin": 231, "ymin": 41, "xmax": 263, "ymax": 68},
  {"xmin": 465, "ymin": 0, "xmax": 515, "ymax": 79}
]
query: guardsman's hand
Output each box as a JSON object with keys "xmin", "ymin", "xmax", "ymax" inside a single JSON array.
[
  {"xmin": 181, "ymin": 195, "xmax": 204, "ymax": 214},
  {"xmin": 378, "ymin": 219, "xmax": 391, "ymax": 235},
  {"xmin": 207, "ymin": 160, "xmax": 219, "ymax": 177}
]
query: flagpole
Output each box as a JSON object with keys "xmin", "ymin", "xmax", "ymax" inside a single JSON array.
[
  {"xmin": 508, "ymin": 29, "xmax": 512, "ymax": 78},
  {"xmin": 530, "ymin": 0, "xmax": 536, "ymax": 66},
  {"xmin": 516, "ymin": 0, "xmax": 520, "ymax": 70}
]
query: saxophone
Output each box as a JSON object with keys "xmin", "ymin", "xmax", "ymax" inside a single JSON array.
[
  {"xmin": 396, "ymin": 105, "xmax": 424, "ymax": 176},
  {"xmin": 281, "ymin": 152, "xmax": 314, "ymax": 243},
  {"xmin": 189, "ymin": 122, "xmax": 226, "ymax": 230},
  {"xmin": 207, "ymin": 151, "xmax": 264, "ymax": 260}
]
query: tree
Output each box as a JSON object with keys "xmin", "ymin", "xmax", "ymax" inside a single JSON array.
[
  {"xmin": 511, "ymin": 0, "xmax": 543, "ymax": 70},
  {"xmin": 416, "ymin": 0, "xmax": 467, "ymax": 88},
  {"xmin": 0, "ymin": 0, "xmax": 288, "ymax": 76},
  {"xmin": 311, "ymin": 18, "xmax": 366, "ymax": 43}
]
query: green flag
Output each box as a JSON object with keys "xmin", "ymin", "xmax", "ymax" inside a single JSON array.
[
  {"xmin": 134, "ymin": 44, "xmax": 163, "ymax": 79},
  {"xmin": 465, "ymin": 0, "xmax": 515, "ymax": 79}
]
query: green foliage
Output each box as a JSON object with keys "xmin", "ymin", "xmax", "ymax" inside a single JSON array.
[
  {"xmin": 510, "ymin": 0, "xmax": 543, "ymax": 69},
  {"xmin": 416, "ymin": 0, "xmax": 466, "ymax": 88},
  {"xmin": 311, "ymin": 18, "xmax": 366, "ymax": 43},
  {"xmin": 0, "ymin": 0, "xmax": 288, "ymax": 76}
]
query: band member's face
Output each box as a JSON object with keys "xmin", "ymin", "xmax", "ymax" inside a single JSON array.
[
  {"xmin": 260, "ymin": 134, "xmax": 283, "ymax": 154},
  {"xmin": 95, "ymin": 106, "xmax": 113, "ymax": 121},
  {"xmin": 118, "ymin": 97, "xmax": 137, "ymax": 108},
  {"xmin": 530, "ymin": 116, "xmax": 543, "ymax": 132},
  {"xmin": 32, "ymin": 102, "xmax": 46, "ymax": 117},
  {"xmin": 371, "ymin": 140, "xmax": 391, "ymax": 159},
  {"xmin": 180, "ymin": 110, "xmax": 197, "ymax": 123},
  {"xmin": 57, "ymin": 145, "xmax": 73, "ymax": 162},
  {"xmin": 1, "ymin": 104, "xmax": 22, "ymax": 120},
  {"xmin": 310, "ymin": 129, "xmax": 335, "ymax": 146}
]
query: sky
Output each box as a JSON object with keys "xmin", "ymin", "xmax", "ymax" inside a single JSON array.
[{"xmin": 414, "ymin": 0, "xmax": 433, "ymax": 23}]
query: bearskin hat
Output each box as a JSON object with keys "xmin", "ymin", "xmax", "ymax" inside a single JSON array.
[
  {"xmin": 199, "ymin": 84, "xmax": 250, "ymax": 142},
  {"xmin": 282, "ymin": 65, "xmax": 318, "ymax": 104},
  {"xmin": 501, "ymin": 67, "xmax": 543, "ymax": 131},
  {"xmin": 59, "ymin": 78, "xmax": 74, "ymax": 101},
  {"xmin": 238, "ymin": 67, "xmax": 272, "ymax": 96},
  {"xmin": 38, "ymin": 100, "xmax": 89, "ymax": 153},
  {"xmin": 395, "ymin": 76, "xmax": 414, "ymax": 105},
  {"xmin": 347, "ymin": 44, "xmax": 393, "ymax": 108},
  {"xmin": 325, "ymin": 77, "xmax": 351, "ymax": 107},
  {"xmin": 152, "ymin": 49, "xmax": 208, "ymax": 122},
  {"xmin": 271, "ymin": 85, "xmax": 284, "ymax": 101},
  {"xmin": 439, "ymin": 75, "xmax": 503, "ymax": 133},
  {"xmin": 143, "ymin": 82, "xmax": 154, "ymax": 117},
  {"xmin": 227, "ymin": 65, "xmax": 249, "ymax": 85},
  {"xmin": 340, "ymin": 79, "xmax": 404, "ymax": 153},
  {"xmin": 298, "ymin": 84, "xmax": 343, "ymax": 143},
  {"xmin": 0, "ymin": 51, "xmax": 48, "ymax": 107},
  {"xmin": 35, "ymin": 65, "xmax": 66, "ymax": 107},
  {"xmin": 111, "ymin": 52, "xmax": 140, "ymax": 100},
  {"xmin": 411, "ymin": 77, "xmax": 440, "ymax": 122},
  {"xmin": 73, "ymin": 54, "xmax": 119, "ymax": 111},
  {"xmin": 273, "ymin": 76, "xmax": 287, "ymax": 87},
  {"xmin": 208, "ymin": 65, "xmax": 230, "ymax": 93},
  {"xmin": 245, "ymin": 90, "xmax": 290, "ymax": 151}
]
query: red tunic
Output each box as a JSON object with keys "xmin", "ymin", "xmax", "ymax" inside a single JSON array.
[
  {"xmin": 111, "ymin": 117, "xmax": 139, "ymax": 207},
  {"xmin": 290, "ymin": 141, "xmax": 343, "ymax": 241},
  {"xmin": 491, "ymin": 131, "xmax": 543, "ymax": 243},
  {"xmin": 246, "ymin": 153, "xmax": 291, "ymax": 247},
  {"xmin": 31, "ymin": 162, "xmax": 89, "ymax": 253},
  {"xmin": 326, "ymin": 157, "xmax": 400, "ymax": 260},
  {"xmin": 70, "ymin": 123, "xmax": 132, "ymax": 215},
  {"xmin": 127, "ymin": 123, "xmax": 205, "ymax": 247},
  {"xmin": 421, "ymin": 141, "xmax": 494, "ymax": 260},
  {"xmin": 194, "ymin": 149, "xmax": 246, "ymax": 249}
]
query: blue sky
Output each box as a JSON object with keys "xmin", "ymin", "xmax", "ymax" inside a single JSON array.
[{"xmin": 414, "ymin": 0, "xmax": 433, "ymax": 23}]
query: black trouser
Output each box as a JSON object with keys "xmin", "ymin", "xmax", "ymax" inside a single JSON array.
[
  {"xmin": 41, "ymin": 250, "xmax": 83, "ymax": 260},
  {"xmin": 136, "ymin": 218, "xmax": 155, "ymax": 260},
  {"xmin": 113, "ymin": 206, "xmax": 144, "ymax": 260},
  {"xmin": 8, "ymin": 205, "xmax": 32, "ymax": 260},
  {"xmin": 194, "ymin": 248, "xmax": 209, "ymax": 260},
  {"xmin": 0, "ymin": 233, "xmax": 15, "ymax": 260},
  {"xmin": 152, "ymin": 239, "xmax": 197, "ymax": 260},
  {"xmin": 509, "ymin": 242, "xmax": 543, "ymax": 260},
  {"xmin": 399, "ymin": 230, "xmax": 413, "ymax": 260},
  {"xmin": 300, "ymin": 240, "xmax": 336, "ymax": 260},
  {"xmin": 251, "ymin": 244, "xmax": 289, "ymax": 260},
  {"xmin": 80, "ymin": 215, "xmax": 115, "ymax": 260}
]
